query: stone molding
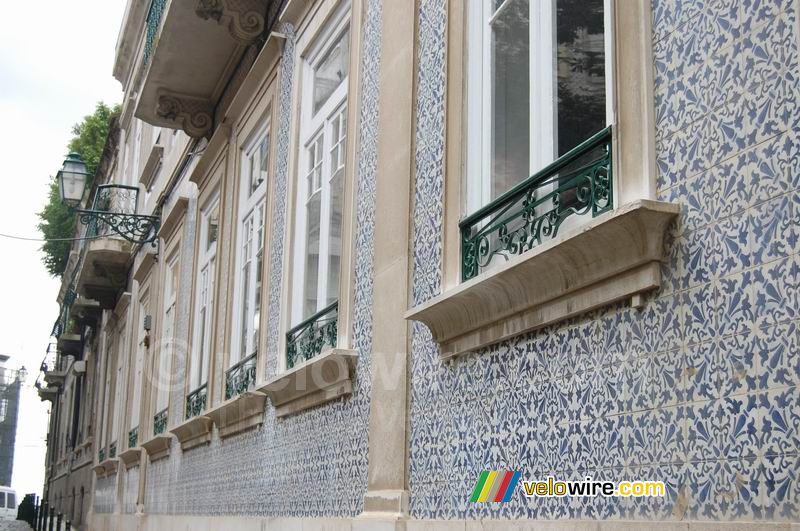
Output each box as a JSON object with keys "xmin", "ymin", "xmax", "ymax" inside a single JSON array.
[
  {"xmin": 205, "ymin": 391, "xmax": 267, "ymax": 438},
  {"xmin": 117, "ymin": 448, "xmax": 142, "ymax": 469},
  {"xmin": 258, "ymin": 349, "xmax": 357, "ymax": 417},
  {"xmin": 141, "ymin": 435, "xmax": 172, "ymax": 462},
  {"xmin": 406, "ymin": 200, "xmax": 680, "ymax": 358},
  {"xmin": 170, "ymin": 415, "xmax": 214, "ymax": 451}
]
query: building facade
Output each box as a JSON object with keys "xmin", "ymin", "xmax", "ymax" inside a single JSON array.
[
  {"xmin": 37, "ymin": 0, "xmax": 800, "ymax": 529},
  {"xmin": 0, "ymin": 355, "xmax": 24, "ymax": 488}
]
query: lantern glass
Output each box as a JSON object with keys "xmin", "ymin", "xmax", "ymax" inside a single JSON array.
[{"xmin": 58, "ymin": 153, "xmax": 88, "ymax": 208}]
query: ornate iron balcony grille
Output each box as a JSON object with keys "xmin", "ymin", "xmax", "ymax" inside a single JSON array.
[
  {"xmin": 98, "ymin": 448, "xmax": 105, "ymax": 462},
  {"xmin": 128, "ymin": 427, "xmax": 138, "ymax": 449},
  {"xmin": 80, "ymin": 184, "xmax": 160, "ymax": 244},
  {"xmin": 460, "ymin": 127, "xmax": 613, "ymax": 281},
  {"xmin": 225, "ymin": 354, "xmax": 257, "ymax": 400},
  {"xmin": 286, "ymin": 301, "xmax": 338, "ymax": 369},
  {"xmin": 143, "ymin": 0, "xmax": 167, "ymax": 67},
  {"xmin": 153, "ymin": 408, "xmax": 168, "ymax": 436},
  {"xmin": 109, "ymin": 441, "xmax": 117, "ymax": 459},
  {"xmin": 185, "ymin": 384, "xmax": 208, "ymax": 419}
]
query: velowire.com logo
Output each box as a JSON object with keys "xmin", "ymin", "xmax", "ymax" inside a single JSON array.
[{"xmin": 470, "ymin": 472, "xmax": 665, "ymax": 502}]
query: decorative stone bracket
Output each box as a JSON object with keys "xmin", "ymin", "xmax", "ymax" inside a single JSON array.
[
  {"xmin": 95, "ymin": 458, "xmax": 119, "ymax": 477},
  {"xmin": 406, "ymin": 200, "xmax": 680, "ymax": 358},
  {"xmin": 205, "ymin": 391, "xmax": 267, "ymax": 438},
  {"xmin": 156, "ymin": 91, "xmax": 214, "ymax": 138},
  {"xmin": 118, "ymin": 448, "xmax": 142, "ymax": 469},
  {"xmin": 170, "ymin": 416, "xmax": 214, "ymax": 451},
  {"xmin": 141, "ymin": 435, "xmax": 172, "ymax": 462},
  {"xmin": 259, "ymin": 349, "xmax": 358, "ymax": 418},
  {"xmin": 195, "ymin": 0, "xmax": 268, "ymax": 44}
]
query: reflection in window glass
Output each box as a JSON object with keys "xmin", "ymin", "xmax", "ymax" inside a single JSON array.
[
  {"xmin": 490, "ymin": 0, "xmax": 530, "ymax": 201},
  {"xmin": 313, "ymin": 28, "xmax": 350, "ymax": 114},
  {"xmin": 556, "ymin": 0, "xmax": 606, "ymax": 157}
]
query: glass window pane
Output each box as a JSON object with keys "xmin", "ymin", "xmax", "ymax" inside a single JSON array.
[
  {"xmin": 207, "ymin": 203, "xmax": 219, "ymax": 250},
  {"xmin": 7, "ymin": 493, "xmax": 15, "ymax": 509},
  {"xmin": 490, "ymin": 0, "xmax": 530, "ymax": 200},
  {"xmin": 303, "ymin": 192, "xmax": 321, "ymax": 318},
  {"xmin": 556, "ymin": 0, "xmax": 605, "ymax": 156},
  {"xmin": 326, "ymin": 109, "xmax": 346, "ymax": 306},
  {"xmin": 252, "ymin": 203, "xmax": 265, "ymax": 353},
  {"xmin": 260, "ymin": 134, "xmax": 270, "ymax": 185},
  {"xmin": 313, "ymin": 28, "xmax": 350, "ymax": 114},
  {"xmin": 0, "ymin": 493, "xmax": 5, "ymax": 508}
]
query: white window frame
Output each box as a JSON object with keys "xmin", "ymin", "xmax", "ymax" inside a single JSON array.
[
  {"xmin": 157, "ymin": 251, "xmax": 179, "ymax": 412},
  {"xmin": 190, "ymin": 193, "xmax": 219, "ymax": 389},
  {"xmin": 111, "ymin": 325, "xmax": 126, "ymax": 445},
  {"xmin": 130, "ymin": 290, "xmax": 149, "ymax": 435},
  {"xmin": 290, "ymin": 6, "xmax": 351, "ymax": 328},
  {"xmin": 230, "ymin": 120, "xmax": 270, "ymax": 366},
  {"xmin": 465, "ymin": 0, "xmax": 615, "ymax": 214}
]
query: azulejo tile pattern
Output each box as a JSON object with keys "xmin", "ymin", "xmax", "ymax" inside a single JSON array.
[
  {"xmin": 122, "ymin": 466, "xmax": 139, "ymax": 514},
  {"xmin": 93, "ymin": 475, "xmax": 115, "ymax": 514},
  {"xmin": 137, "ymin": 0, "xmax": 383, "ymax": 518},
  {"xmin": 265, "ymin": 23, "xmax": 298, "ymax": 376},
  {"xmin": 409, "ymin": 0, "xmax": 800, "ymax": 522}
]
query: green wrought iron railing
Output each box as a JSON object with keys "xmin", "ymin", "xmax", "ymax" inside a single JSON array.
[
  {"xmin": 143, "ymin": 0, "xmax": 168, "ymax": 67},
  {"xmin": 185, "ymin": 384, "xmax": 208, "ymax": 419},
  {"xmin": 109, "ymin": 441, "xmax": 117, "ymax": 459},
  {"xmin": 153, "ymin": 408, "xmax": 168, "ymax": 436},
  {"xmin": 286, "ymin": 301, "xmax": 338, "ymax": 369},
  {"xmin": 98, "ymin": 448, "xmax": 105, "ymax": 463},
  {"xmin": 225, "ymin": 354, "xmax": 257, "ymax": 400},
  {"xmin": 128, "ymin": 427, "xmax": 138, "ymax": 449},
  {"xmin": 460, "ymin": 126, "xmax": 613, "ymax": 281}
]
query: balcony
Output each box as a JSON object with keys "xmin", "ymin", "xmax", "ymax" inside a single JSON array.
[
  {"xmin": 134, "ymin": 0, "xmax": 272, "ymax": 137},
  {"xmin": 37, "ymin": 386, "xmax": 58, "ymax": 402},
  {"xmin": 43, "ymin": 370, "xmax": 66, "ymax": 388},
  {"xmin": 56, "ymin": 333, "xmax": 82, "ymax": 358},
  {"xmin": 70, "ymin": 297, "xmax": 102, "ymax": 327}
]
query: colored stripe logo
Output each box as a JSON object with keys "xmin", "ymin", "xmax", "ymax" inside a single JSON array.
[{"xmin": 470, "ymin": 471, "xmax": 521, "ymax": 502}]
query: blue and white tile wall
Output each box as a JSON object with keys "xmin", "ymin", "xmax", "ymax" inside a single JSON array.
[
  {"xmin": 122, "ymin": 466, "xmax": 139, "ymax": 514},
  {"xmin": 93, "ymin": 475, "xmax": 115, "ymax": 514},
  {"xmin": 409, "ymin": 0, "xmax": 800, "ymax": 522},
  {"xmin": 139, "ymin": 0, "xmax": 383, "ymax": 518}
]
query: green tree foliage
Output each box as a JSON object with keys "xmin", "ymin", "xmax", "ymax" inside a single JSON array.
[{"xmin": 37, "ymin": 102, "xmax": 120, "ymax": 277}]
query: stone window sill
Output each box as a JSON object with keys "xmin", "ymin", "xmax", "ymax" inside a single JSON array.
[
  {"xmin": 118, "ymin": 448, "xmax": 142, "ymax": 469},
  {"xmin": 93, "ymin": 458, "xmax": 119, "ymax": 477},
  {"xmin": 205, "ymin": 391, "xmax": 267, "ymax": 439},
  {"xmin": 170, "ymin": 416, "xmax": 213, "ymax": 451},
  {"xmin": 406, "ymin": 200, "xmax": 680, "ymax": 358},
  {"xmin": 259, "ymin": 349, "xmax": 358, "ymax": 418},
  {"xmin": 141, "ymin": 435, "xmax": 172, "ymax": 462}
]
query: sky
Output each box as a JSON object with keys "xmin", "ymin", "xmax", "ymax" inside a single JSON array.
[{"xmin": 0, "ymin": 0, "xmax": 126, "ymax": 497}]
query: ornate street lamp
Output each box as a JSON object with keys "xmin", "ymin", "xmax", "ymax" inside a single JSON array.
[{"xmin": 56, "ymin": 153, "xmax": 160, "ymax": 245}]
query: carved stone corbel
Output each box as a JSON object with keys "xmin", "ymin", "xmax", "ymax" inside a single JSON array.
[
  {"xmin": 195, "ymin": 0, "xmax": 267, "ymax": 44},
  {"xmin": 156, "ymin": 92, "xmax": 214, "ymax": 138}
]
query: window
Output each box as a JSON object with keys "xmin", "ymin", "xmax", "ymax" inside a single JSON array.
[
  {"xmin": 131, "ymin": 293, "xmax": 148, "ymax": 437},
  {"xmin": 100, "ymin": 339, "xmax": 114, "ymax": 449},
  {"xmin": 466, "ymin": 0, "xmax": 611, "ymax": 212},
  {"xmin": 231, "ymin": 123, "xmax": 269, "ymax": 367},
  {"xmin": 7, "ymin": 492, "xmax": 15, "ymax": 510},
  {"xmin": 111, "ymin": 325, "xmax": 126, "ymax": 446},
  {"xmin": 191, "ymin": 196, "xmax": 219, "ymax": 390},
  {"xmin": 157, "ymin": 253, "xmax": 179, "ymax": 413},
  {"xmin": 291, "ymin": 13, "xmax": 350, "ymax": 328}
]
